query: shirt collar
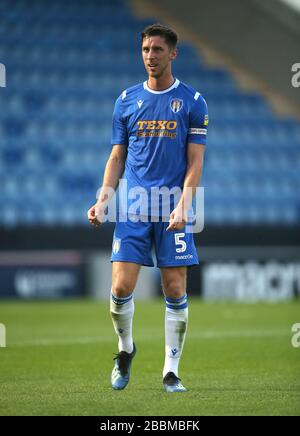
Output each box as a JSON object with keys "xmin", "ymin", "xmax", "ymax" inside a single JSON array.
[{"xmin": 143, "ymin": 78, "xmax": 180, "ymax": 94}]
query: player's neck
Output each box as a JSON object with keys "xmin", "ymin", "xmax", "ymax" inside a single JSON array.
[{"xmin": 147, "ymin": 74, "xmax": 175, "ymax": 92}]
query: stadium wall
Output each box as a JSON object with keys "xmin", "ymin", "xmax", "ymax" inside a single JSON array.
[{"xmin": 1, "ymin": 225, "xmax": 299, "ymax": 301}]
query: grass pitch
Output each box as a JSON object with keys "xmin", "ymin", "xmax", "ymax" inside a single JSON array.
[{"xmin": 0, "ymin": 299, "xmax": 299, "ymax": 416}]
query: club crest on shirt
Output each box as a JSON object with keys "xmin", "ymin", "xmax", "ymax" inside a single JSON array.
[
  {"xmin": 112, "ymin": 238, "xmax": 121, "ymax": 254},
  {"xmin": 170, "ymin": 98, "xmax": 183, "ymax": 113}
]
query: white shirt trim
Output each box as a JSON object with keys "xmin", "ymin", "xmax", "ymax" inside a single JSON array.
[{"xmin": 143, "ymin": 78, "xmax": 180, "ymax": 94}]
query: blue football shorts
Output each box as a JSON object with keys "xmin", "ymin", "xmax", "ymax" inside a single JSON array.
[{"xmin": 111, "ymin": 217, "xmax": 199, "ymax": 268}]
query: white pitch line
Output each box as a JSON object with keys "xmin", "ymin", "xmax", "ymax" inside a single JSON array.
[{"xmin": 8, "ymin": 329, "xmax": 290, "ymax": 348}]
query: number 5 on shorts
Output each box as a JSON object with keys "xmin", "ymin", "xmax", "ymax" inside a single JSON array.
[{"xmin": 174, "ymin": 233, "xmax": 187, "ymax": 253}]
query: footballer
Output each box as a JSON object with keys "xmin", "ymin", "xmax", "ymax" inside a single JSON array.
[{"xmin": 88, "ymin": 24, "xmax": 208, "ymax": 392}]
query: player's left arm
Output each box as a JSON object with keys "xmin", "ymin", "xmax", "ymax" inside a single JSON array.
[
  {"xmin": 167, "ymin": 92, "xmax": 208, "ymax": 231},
  {"xmin": 166, "ymin": 143, "xmax": 205, "ymax": 231}
]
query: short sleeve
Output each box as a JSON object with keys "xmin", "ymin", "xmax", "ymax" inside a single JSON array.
[
  {"xmin": 187, "ymin": 93, "xmax": 209, "ymax": 145},
  {"xmin": 111, "ymin": 94, "xmax": 128, "ymax": 147}
]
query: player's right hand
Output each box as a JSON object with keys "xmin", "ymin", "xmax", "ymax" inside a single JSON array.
[{"xmin": 87, "ymin": 203, "xmax": 104, "ymax": 227}]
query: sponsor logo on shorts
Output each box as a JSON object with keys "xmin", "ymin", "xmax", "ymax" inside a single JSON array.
[{"xmin": 175, "ymin": 254, "xmax": 193, "ymax": 260}]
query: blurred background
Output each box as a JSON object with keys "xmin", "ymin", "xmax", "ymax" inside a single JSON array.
[{"xmin": 0, "ymin": 0, "xmax": 299, "ymax": 302}]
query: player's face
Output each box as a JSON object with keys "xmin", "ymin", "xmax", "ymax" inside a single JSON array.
[{"xmin": 142, "ymin": 36, "xmax": 177, "ymax": 79}]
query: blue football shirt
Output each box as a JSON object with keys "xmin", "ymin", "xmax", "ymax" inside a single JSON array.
[{"xmin": 111, "ymin": 78, "xmax": 208, "ymax": 218}]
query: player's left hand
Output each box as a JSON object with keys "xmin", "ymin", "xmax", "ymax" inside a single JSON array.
[{"xmin": 166, "ymin": 206, "xmax": 188, "ymax": 231}]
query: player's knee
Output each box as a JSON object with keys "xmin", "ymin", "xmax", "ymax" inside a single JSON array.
[
  {"xmin": 111, "ymin": 283, "xmax": 134, "ymax": 298},
  {"xmin": 163, "ymin": 282, "xmax": 186, "ymax": 299}
]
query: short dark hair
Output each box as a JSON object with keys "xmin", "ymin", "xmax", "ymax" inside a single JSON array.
[{"xmin": 141, "ymin": 23, "xmax": 178, "ymax": 49}]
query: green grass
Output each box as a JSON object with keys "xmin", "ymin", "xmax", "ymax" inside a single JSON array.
[{"xmin": 0, "ymin": 299, "xmax": 299, "ymax": 416}]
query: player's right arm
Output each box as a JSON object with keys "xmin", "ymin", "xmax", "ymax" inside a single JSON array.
[
  {"xmin": 87, "ymin": 144, "xmax": 127, "ymax": 227},
  {"xmin": 88, "ymin": 92, "xmax": 128, "ymax": 226}
]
